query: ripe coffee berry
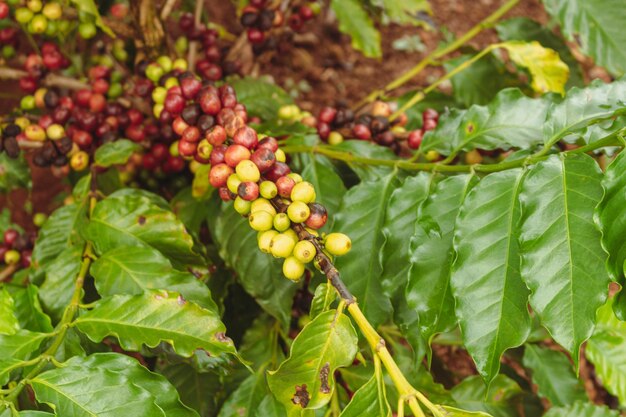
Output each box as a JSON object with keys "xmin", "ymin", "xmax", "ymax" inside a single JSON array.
[
  {"xmin": 305, "ymin": 203, "xmax": 328, "ymax": 229},
  {"xmin": 224, "ymin": 144, "xmax": 252, "ymax": 167},
  {"xmin": 238, "ymin": 181, "xmax": 260, "ymax": 201},
  {"xmin": 209, "ymin": 163, "xmax": 234, "ymax": 188}
]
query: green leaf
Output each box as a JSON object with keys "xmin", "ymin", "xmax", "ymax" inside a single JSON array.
[
  {"xmin": 71, "ymin": 353, "xmax": 199, "ymax": 417},
  {"xmin": 211, "ymin": 202, "xmax": 297, "ymax": 327},
  {"xmin": 86, "ymin": 189, "xmax": 204, "ymax": 267},
  {"xmin": 267, "ymin": 310, "xmax": 358, "ymax": 413},
  {"xmin": 39, "ymin": 246, "xmax": 83, "ymax": 322},
  {"xmin": 376, "ymin": 0, "xmax": 430, "ymax": 26},
  {"xmin": 231, "ymin": 78, "xmax": 293, "ymax": 121},
  {"xmin": 74, "ymin": 290, "xmax": 236, "ymax": 358},
  {"xmin": 70, "ymin": 0, "xmax": 115, "ymax": 37},
  {"xmin": 0, "ymin": 153, "xmax": 30, "ymax": 191},
  {"xmin": 438, "ymin": 407, "xmax": 494, "ymax": 417},
  {"xmin": 444, "ymin": 53, "xmax": 521, "ymax": 107},
  {"xmin": 309, "ymin": 283, "xmax": 336, "ymax": 320},
  {"xmin": 171, "ymin": 187, "xmax": 211, "ymax": 237},
  {"xmin": 421, "ymin": 89, "xmax": 552, "ymax": 155},
  {"xmin": 0, "ymin": 330, "xmax": 49, "ymax": 360},
  {"xmin": 218, "ymin": 372, "xmax": 268, "ymax": 417},
  {"xmin": 407, "ymin": 174, "xmax": 478, "ymax": 352},
  {"xmin": 6, "ymin": 285, "xmax": 53, "ymax": 332},
  {"xmin": 0, "ymin": 287, "xmax": 19, "ymax": 335},
  {"xmin": 585, "ymin": 299, "xmax": 626, "ymax": 404},
  {"xmin": 542, "ymin": 0, "xmax": 626, "ymax": 76},
  {"xmin": 522, "ymin": 344, "xmax": 587, "ymax": 406},
  {"xmin": 31, "ymin": 354, "xmax": 167, "ymax": 417},
  {"xmin": 90, "ymin": 246, "xmax": 217, "ymax": 311},
  {"xmin": 381, "ymin": 173, "xmax": 433, "ymax": 299},
  {"xmin": 159, "ymin": 363, "xmax": 223, "ymax": 417},
  {"xmin": 543, "ymin": 79, "xmax": 626, "ymax": 146},
  {"xmin": 518, "ymin": 154, "xmax": 609, "ymax": 365},
  {"xmin": 544, "ymin": 401, "xmax": 620, "ymax": 417},
  {"xmin": 0, "ymin": 357, "xmax": 24, "ymax": 385},
  {"xmin": 338, "ymin": 368, "xmax": 391, "ymax": 417},
  {"xmin": 451, "ymin": 169, "xmax": 531, "ymax": 383},
  {"xmin": 596, "ymin": 151, "xmax": 626, "ymax": 280},
  {"xmin": 32, "ymin": 201, "xmax": 88, "ymax": 270},
  {"xmin": 330, "ymin": 0, "xmax": 381, "ymax": 58},
  {"xmin": 496, "ymin": 17, "xmax": 584, "ymax": 88},
  {"xmin": 94, "ymin": 139, "xmax": 141, "ymax": 167},
  {"xmin": 451, "ymin": 375, "xmax": 523, "ymax": 417},
  {"xmin": 499, "ymin": 41, "xmax": 570, "ymax": 94},
  {"xmin": 334, "ymin": 173, "xmax": 401, "ymax": 326},
  {"xmin": 254, "ymin": 395, "xmax": 287, "ymax": 417},
  {"xmin": 332, "ymin": 140, "xmax": 398, "ymax": 181}
]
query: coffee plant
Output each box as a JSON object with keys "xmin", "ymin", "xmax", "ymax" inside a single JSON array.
[{"xmin": 0, "ymin": 0, "xmax": 625, "ymax": 416}]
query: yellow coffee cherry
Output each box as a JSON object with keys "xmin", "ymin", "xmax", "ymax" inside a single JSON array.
[
  {"xmin": 291, "ymin": 181, "xmax": 316, "ymax": 203},
  {"xmin": 258, "ymin": 230, "xmax": 278, "ymax": 253},
  {"xmin": 283, "ymin": 256, "xmax": 305, "ymax": 281},
  {"xmin": 270, "ymin": 233, "xmax": 296, "ymax": 258},
  {"xmin": 293, "ymin": 240, "xmax": 316, "ymax": 263},
  {"xmin": 287, "ymin": 201, "xmax": 310, "ymax": 223},
  {"xmin": 249, "ymin": 210, "xmax": 274, "ymax": 232},
  {"xmin": 324, "ymin": 233, "xmax": 352, "ymax": 256},
  {"xmin": 273, "ymin": 213, "xmax": 291, "ymax": 232},
  {"xmin": 251, "ymin": 198, "xmax": 276, "ymax": 216}
]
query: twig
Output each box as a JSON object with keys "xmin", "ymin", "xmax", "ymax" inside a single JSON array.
[
  {"xmin": 160, "ymin": 0, "xmax": 178, "ymax": 21},
  {"xmin": 187, "ymin": 0, "xmax": 205, "ymax": 71},
  {"xmin": 0, "ymin": 264, "xmax": 18, "ymax": 282},
  {"xmin": 354, "ymin": 0, "xmax": 520, "ymax": 109},
  {"xmin": 0, "ymin": 67, "xmax": 89, "ymax": 90}
]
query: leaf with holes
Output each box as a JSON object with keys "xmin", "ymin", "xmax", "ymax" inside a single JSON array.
[
  {"xmin": 90, "ymin": 246, "xmax": 217, "ymax": 311},
  {"xmin": 407, "ymin": 174, "xmax": 478, "ymax": 355},
  {"xmin": 73, "ymin": 290, "xmax": 236, "ymax": 358},
  {"xmin": 334, "ymin": 173, "xmax": 401, "ymax": 326},
  {"xmin": 523, "ymin": 344, "xmax": 586, "ymax": 406},
  {"xmin": 451, "ymin": 169, "xmax": 531, "ymax": 383},
  {"xmin": 542, "ymin": 0, "xmax": 626, "ymax": 76},
  {"xmin": 519, "ymin": 153, "xmax": 609, "ymax": 366},
  {"xmin": 267, "ymin": 310, "xmax": 358, "ymax": 413}
]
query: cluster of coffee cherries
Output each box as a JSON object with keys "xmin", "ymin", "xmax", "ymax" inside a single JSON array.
[
  {"xmin": 175, "ymin": 13, "xmax": 240, "ymax": 81},
  {"xmin": 158, "ymin": 79, "xmax": 351, "ymax": 280},
  {"xmin": 0, "ymin": 226, "xmax": 38, "ymax": 270},
  {"xmin": 1, "ymin": 0, "xmax": 65, "ymax": 38},
  {"xmin": 406, "ymin": 108, "xmax": 439, "ymax": 150},
  {"xmin": 18, "ymin": 42, "xmax": 70, "ymax": 93},
  {"xmin": 0, "ymin": 122, "xmax": 21, "ymax": 158},
  {"xmin": 241, "ymin": 0, "xmax": 318, "ymax": 49}
]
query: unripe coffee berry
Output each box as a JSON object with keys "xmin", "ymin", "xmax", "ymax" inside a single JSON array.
[
  {"xmin": 227, "ymin": 174, "xmax": 242, "ymax": 194},
  {"xmin": 270, "ymin": 233, "xmax": 296, "ymax": 258},
  {"xmin": 324, "ymin": 233, "xmax": 352, "ymax": 256},
  {"xmin": 273, "ymin": 213, "xmax": 291, "ymax": 232},
  {"xmin": 260, "ymin": 181, "xmax": 277, "ymax": 199},
  {"xmin": 283, "ymin": 256, "xmax": 305, "ymax": 281},
  {"xmin": 4, "ymin": 249, "xmax": 20, "ymax": 265},
  {"xmin": 291, "ymin": 181, "xmax": 316, "ymax": 203},
  {"xmin": 249, "ymin": 210, "xmax": 274, "ymax": 231},
  {"xmin": 234, "ymin": 197, "xmax": 252, "ymax": 215},
  {"xmin": 258, "ymin": 230, "xmax": 278, "ymax": 253},
  {"xmin": 293, "ymin": 240, "xmax": 316, "ymax": 263},
  {"xmin": 70, "ymin": 151, "xmax": 89, "ymax": 171},
  {"xmin": 287, "ymin": 201, "xmax": 310, "ymax": 223},
  {"xmin": 236, "ymin": 160, "xmax": 261, "ymax": 182},
  {"xmin": 250, "ymin": 198, "xmax": 276, "ymax": 216}
]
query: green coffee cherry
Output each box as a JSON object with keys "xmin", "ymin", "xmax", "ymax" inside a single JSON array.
[
  {"xmin": 260, "ymin": 181, "xmax": 277, "ymax": 199},
  {"xmin": 278, "ymin": 104, "xmax": 300, "ymax": 120},
  {"xmin": 249, "ymin": 210, "xmax": 274, "ymax": 232},
  {"xmin": 152, "ymin": 87, "xmax": 167, "ymax": 104},
  {"xmin": 29, "ymin": 14, "xmax": 47, "ymax": 33},
  {"xmin": 273, "ymin": 213, "xmax": 291, "ymax": 232},
  {"xmin": 270, "ymin": 233, "xmax": 296, "ymax": 258},
  {"xmin": 287, "ymin": 173, "xmax": 302, "ymax": 183},
  {"xmin": 4, "ymin": 249, "xmax": 20, "ymax": 265},
  {"xmin": 78, "ymin": 21, "xmax": 97, "ymax": 39},
  {"xmin": 328, "ymin": 131, "xmax": 344, "ymax": 145},
  {"xmin": 145, "ymin": 63, "xmax": 164, "ymax": 82},
  {"xmin": 293, "ymin": 240, "xmax": 316, "ymax": 263},
  {"xmin": 33, "ymin": 212, "xmax": 47, "ymax": 227},
  {"xmin": 42, "ymin": 3, "xmax": 62, "ymax": 19},
  {"xmin": 156, "ymin": 56, "xmax": 173, "ymax": 72},
  {"xmin": 275, "ymin": 149, "xmax": 286, "ymax": 162},
  {"xmin": 287, "ymin": 201, "xmax": 310, "ymax": 223},
  {"xmin": 283, "ymin": 256, "xmax": 305, "ymax": 281},
  {"xmin": 291, "ymin": 181, "xmax": 316, "ymax": 203},
  {"xmin": 257, "ymin": 230, "xmax": 278, "ymax": 253},
  {"xmin": 324, "ymin": 233, "xmax": 352, "ymax": 256},
  {"xmin": 227, "ymin": 174, "xmax": 242, "ymax": 194},
  {"xmin": 234, "ymin": 197, "xmax": 251, "ymax": 215},
  {"xmin": 236, "ymin": 160, "xmax": 260, "ymax": 182},
  {"xmin": 15, "ymin": 8, "xmax": 34, "ymax": 23},
  {"xmin": 20, "ymin": 95, "xmax": 36, "ymax": 110}
]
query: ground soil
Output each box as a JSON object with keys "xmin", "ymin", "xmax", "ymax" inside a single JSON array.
[{"xmin": 0, "ymin": 0, "xmax": 615, "ymax": 408}]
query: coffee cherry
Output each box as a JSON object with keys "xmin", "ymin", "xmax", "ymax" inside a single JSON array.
[
  {"xmin": 46, "ymin": 124, "xmax": 65, "ymax": 140},
  {"xmin": 273, "ymin": 212, "xmax": 291, "ymax": 232},
  {"xmin": 236, "ymin": 159, "xmax": 261, "ymax": 182},
  {"xmin": 328, "ymin": 131, "xmax": 343, "ymax": 145},
  {"xmin": 293, "ymin": 240, "xmax": 316, "ymax": 263},
  {"xmin": 324, "ymin": 233, "xmax": 351, "ymax": 256},
  {"xmin": 178, "ymin": 139, "xmax": 197, "ymax": 157},
  {"xmin": 227, "ymin": 173, "xmax": 242, "ymax": 194},
  {"xmin": 234, "ymin": 196, "xmax": 252, "ymax": 215},
  {"xmin": 258, "ymin": 230, "xmax": 278, "ymax": 253},
  {"xmin": 425, "ymin": 150, "xmax": 440, "ymax": 161},
  {"xmin": 209, "ymin": 163, "xmax": 234, "ymax": 188},
  {"xmin": 423, "ymin": 118, "xmax": 437, "ymax": 131},
  {"xmin": 238, "ymin": 181, "xmax": 259, "ymax": 201},
  {"xmin": 287, "ymin": 201, "xmax": 310, "ymax": 223},
  {"xmin": 42, "ymin": 3, "xmax": 62, "ymax": 19},
  {"xmin": 465, "ymin": 149, "xmax": 483, "ymax": 165},
  {"xmin": 164, "ymin": 93, "xmax": 185, "ymax": 115},
  {"xmin": 352, "ymin": 124, "xmax": 371, "ymax": 140},
  {"xmin": 205, "ymin": 125, "xmax": 227, "ymax": 146},
  {"xmin": 407, "ymin": 130, "xmax": 423, "ymax": 149},
  {"xmin": 291, "ymin": 181, "xmax": 316, "ymax": 203},
  {"xmin": 0, "ymin": 2, "xmax": 9, "ymax": 19},
  {"xmin": 276, "ymin": 176, "xmax": 296, "ymax": 198},
  {"xmin": 33, "ymin": 213, "xmax": 47, "ymax": 227},
  {"xmin": 287, "ymin": 173, "xmax": 302, "ymax": 183},
  {"xmin": 251, "ymin": 198, "xmax": 276, "ymax": 216},
  {"xmin": 305, "ymin": 203, "xmax": 328, "ymax": 229},
  {"xmin": 259, "ymin": 181, "xmax": 277, "ymax": 199},
  {"xmin": 274, "ymin": 148, "xmax": 286, "ymax": 163},
  {"xmin": 4, "ymin": 229, "xmax": 18, "ymax": 247},
  {"xmin": 224, "ymin": 144, "xmax": 251, "ymax": 167},
  {"xmin": 4, "ymin": 249, "xmax": 20, "ymax": 265},
  {"xmin": 70, "ymin": 151, "xmax": 89, "ymax": 171},
  {"xmin": 249, "ymin": 210, "xmax": 274, "ymax": 231},
  {"xmin": 218, "ymin": 187, "xmax": 234, "ymax": 201},
  {"xmin": 265, "ymin": 161, "xmax": 291, "ymax": 182},
  {"xmin": 24, "ymin": 124, "xmax": 46, "ymax": 141},
  {"xmin": 233, "ymin": 126, "xmax": 258, "ymax": 149},
  {"xmin": 258, "ymin": 136, "xmax": 278, "ymax": 152},
  {"xmin": 247, "ymin": 28, "xmax": 265, "ymax": 44},
  {"xmin": 249, "ymin": 148, "xmax": 276, "ymax": 174},
  {"xmin": 422, "ymin": 108, "xmax": 439, "ymax": 122},
  {"xmin": 78, "ymin": 21, "xmax": 97, "ymax": 39},
  {"xmin": 283, "ymin": 256, "xmax": 304, "ymax": 280},
  {"xmin": 270, "ymin": 233, "xmax": 295, "ymax": 258}
]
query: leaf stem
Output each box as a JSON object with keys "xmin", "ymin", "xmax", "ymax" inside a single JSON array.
[{"xmin": 354, "ymin": 0, "xmax": 519, "ymax": 108}]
